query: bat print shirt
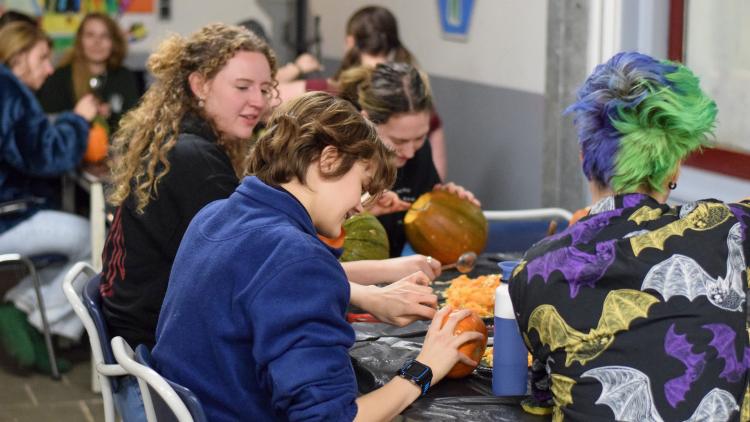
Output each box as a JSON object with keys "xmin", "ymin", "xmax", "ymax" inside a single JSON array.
[{"xmin": 510, "ymin": 194, "xmax": 750, "ymax": 422}]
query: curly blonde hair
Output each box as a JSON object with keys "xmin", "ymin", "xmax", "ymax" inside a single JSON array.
[{"xmin": 108, "ymin": 23, "xmax": 277, "ymax": 212}]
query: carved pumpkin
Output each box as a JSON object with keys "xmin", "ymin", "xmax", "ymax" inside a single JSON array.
[
  {"xmin": 340, "ymin": 213, "xmax": 390, "ymax": 262},
  {"xmin": 404, "ymin": 190, "xmax": 488, "ymax": 264},
  {"xmin": 441, "ymin": 310, "xmax": 488, "ymax": 378}
]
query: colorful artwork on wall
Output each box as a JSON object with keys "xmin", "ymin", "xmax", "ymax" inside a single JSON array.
[{"xmin": 34, "ymin": 0, "xmax": 153, "ymax": 51}]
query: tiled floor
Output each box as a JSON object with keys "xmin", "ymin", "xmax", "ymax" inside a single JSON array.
[{"xmin": 0, "ymin": 341, "xmax": 104, "ymax": 422}]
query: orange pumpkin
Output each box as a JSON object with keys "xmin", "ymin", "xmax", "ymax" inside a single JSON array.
[
  {"xmin": 83, "ymin": 123, "xmax": 108, "ymax": 163},
  {"xmin": 404, "ymin": 190, "xmax": 488, "ymax": 265},
  {"xmin": 441, "ymin": 310, "xmax": 488, "ymax": 378},
  {"xmin": 318, "ymin": 226, "xmax": 346, "ymax": 249}
]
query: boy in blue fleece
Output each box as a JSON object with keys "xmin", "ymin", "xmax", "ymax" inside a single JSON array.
[{"xmin": 152, "ymin": 92, "xmax": 482, "ymax": 421}]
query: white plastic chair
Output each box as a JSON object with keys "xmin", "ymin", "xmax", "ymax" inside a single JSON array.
[
  {"xmin": 62, "ymin": 262, "xmax": 128, "ymax": 422},
  {"xmin": 111, "ymin": 336, "xmax": 195, "ymax": 422}
]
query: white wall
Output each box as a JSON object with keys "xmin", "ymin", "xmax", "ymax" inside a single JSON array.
[
  {"xmin": 309, "ymin": 0, "xmax": 547, "ymax": 94},
  {"xmin": 117, "ymin": 1, "xmax": 272, "ymax": 57},
  {"xmin": 685, "ymin": 0, "xmax": 750, "ymax": 153}
]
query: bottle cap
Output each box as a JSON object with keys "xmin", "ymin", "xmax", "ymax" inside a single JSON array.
[{"xmin": 498, "ymin": 260, "xmax": 520, "ymax": 281}]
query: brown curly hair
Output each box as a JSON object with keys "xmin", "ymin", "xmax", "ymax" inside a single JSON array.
[
  {"xmin": 108, "ymin": 23, "xmax": 277, "ymax": 212},
  {"xmin": 247, "ymin": 91, "xmax": 395, "ymax": 197}
]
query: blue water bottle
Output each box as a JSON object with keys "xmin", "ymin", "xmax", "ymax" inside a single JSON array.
[{"xmin": 493, "ymin": 261, "xmax": 528, "ymax": 395}]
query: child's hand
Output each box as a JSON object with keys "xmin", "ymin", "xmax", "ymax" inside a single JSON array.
[{"xmin": 416, "ymin": 307, "xmax": 484, "ymax": 383}]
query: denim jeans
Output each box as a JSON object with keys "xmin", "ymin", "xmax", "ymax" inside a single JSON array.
[
  {"xmin": 113, "ymin": 375, "xmax": 148, "ymax": 422},
  {"xmin": 0, "ymin": 210, "xmax": 90, "ymax": 339}
]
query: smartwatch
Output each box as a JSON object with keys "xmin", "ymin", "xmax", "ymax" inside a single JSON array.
[{"xmin": 397, "ymin": 359, "xmax": 432, "ymax": 396}]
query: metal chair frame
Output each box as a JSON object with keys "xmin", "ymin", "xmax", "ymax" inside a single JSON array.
[{"xmin": 0, "ymin": 253, "xmax": 60, "ymax": 379}]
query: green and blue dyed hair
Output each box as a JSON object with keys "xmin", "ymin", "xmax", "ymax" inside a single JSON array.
[{"xmin": 566, "ymin": 52, "xmax": 717, "ymax": 194}]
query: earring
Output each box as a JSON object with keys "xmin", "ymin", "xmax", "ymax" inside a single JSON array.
[
  {"xmin": 198, "ymin": 98, "xmax": 205, "ymax": 108},
  {"xmin": 668, "ymin": 181, "xmax": 677, "ymax": 190}
]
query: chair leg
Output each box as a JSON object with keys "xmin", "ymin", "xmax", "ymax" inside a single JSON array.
[{"xmin": 21, "ymin": 257, "xmax": 60, "ymax": 380}]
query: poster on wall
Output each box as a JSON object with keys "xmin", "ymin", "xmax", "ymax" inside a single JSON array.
[
  {"xmin": 33, "ymin": 0, "xmax": 154, "ymax": 51},
  {"xmin": 438, "ymin": 0, "xmax": 475, "ymax": 42}
]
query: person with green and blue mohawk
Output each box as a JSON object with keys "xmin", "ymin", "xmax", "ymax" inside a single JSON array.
[{"xmin": 509, "ymin": 52, "xmax": 750, "ymax": 421}]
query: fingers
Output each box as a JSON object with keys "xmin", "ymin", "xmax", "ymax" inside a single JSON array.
[
  {"xmin": 424, "ymin": 255, "xmax": 442, "ymax": 277},
  {"xmin": 401, "ymin": 271, "xmax": 431, "ymax": 286},
  {"xmin": 439, "ymin": 309, "xmax": 473, "ymax": 334},
  {"xmin": 408, "ymin": 303, "xmax": 438, "ymax": 321},
  {"xmin": 428, "ymin": 306, "xmax": 452, "ymax": 334},
  {"xmin": 433, "ymin": 183, "xmax": 481, "ymax": 207}
]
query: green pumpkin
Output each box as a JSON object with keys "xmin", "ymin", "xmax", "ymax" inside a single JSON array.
[{"xmin": 340, "ymin": 213, "xmax": 390, "ymax": 262}]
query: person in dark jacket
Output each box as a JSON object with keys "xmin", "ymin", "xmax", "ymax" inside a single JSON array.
[
  {"xmin": 339, "ymin": 62, "xmax": 480, "ymax": 257},
  {"xmin": 0, "ymin": 22, "xmax": 97, "ymax": 372},
  {"xmin": 37, "ymin": 13, "xmax": 139, "ymax": 133}
]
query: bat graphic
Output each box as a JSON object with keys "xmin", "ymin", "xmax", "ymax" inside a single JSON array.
[
  {"xmin": 526, "ymin": 240, "xmax": 616, "ymax": 298},
  {"xmin": 551, "ymin": 373, "xmax": 576, "ymax": 422},
  {"xmin": 623, "ymin": 193, "xmax": 648, "ymax": 209},
  {"xmin": 664, "ymin": 324, "xmax": 706, "ymax": 408},
  {"xmin": 590, "ymin": 196, "xmax": 616, "ymax": 214},
  {"xmin": 629, "ymin": 205, "xmax": 664, "ymax": 225},
  {"xmin": 550, "ymin": 373, "xmax": 576, "ymax": 408},
  {"xmin": 583, "ymin": 366, "xmax": 739, "ymax": 422},
  {"xmin": 729, "ymin": 203, "xmax": 750, "ymax": 240},
  {"xmin": 641, "ymin": 223, "xmax": 745, "ymax": 312},
  {"xmin": 630, "ymin": 202, "xmax": 731, "ymax": 256},
  {"xmin": 528, "ymin": 289, "xmax": 657, "ymax": 367},
  {"xmin": 703, "ymin": 323, "xmax": 750, "ymax": 383},
  {"xmin": 679, "ymin": 202, "xmax": 699, "ymax": 219},
  {"xmin": 546, "ymin": 207, "xmax": 624, "ymax": 245}
]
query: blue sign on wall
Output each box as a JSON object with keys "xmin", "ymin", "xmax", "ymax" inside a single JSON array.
[{"xmin": 438, "ymin": 0, "xmax": 475, "ymax": 41}]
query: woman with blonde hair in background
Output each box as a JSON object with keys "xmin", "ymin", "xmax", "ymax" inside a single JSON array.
[{"xmin": 0, "ymin": 21, "xmax": 97, "ymax": 374}]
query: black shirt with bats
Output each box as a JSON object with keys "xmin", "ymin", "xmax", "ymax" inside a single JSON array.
[{"xmin": 510, "ymin": 194, "xmax": 750, "ymax": 421}]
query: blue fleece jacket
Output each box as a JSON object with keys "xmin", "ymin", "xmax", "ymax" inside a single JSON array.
[
  {"xmin": 153, "ymin": 176, "xmax": 358, "ymax": 422},
  {"xmin": 0, "ymin": 64, "xmax": 88, "ymax": 233}
]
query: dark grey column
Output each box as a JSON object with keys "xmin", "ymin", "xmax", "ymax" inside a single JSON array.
[{"xmin": 543, "ymin": 0, "xmax": 590, "ymax": 211}]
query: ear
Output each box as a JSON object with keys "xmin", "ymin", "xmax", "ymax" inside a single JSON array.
[
  {"xmin": 672, "ymin": 164, "xmax": 681, "ymax": 183},
  {"xmin": 345, "ymin": 35, "xmax": 355, "ymax": 51},
  {"xmin": 318, "ymin": 145, "xmax": 340, "ymax": 174},
  {"xmin": 188, "ymin": 71, "xmax": 208, "ymax": 101},
  {"xmin": 8, "ymin": 51, "xmax": 28, "ymax": 77}
]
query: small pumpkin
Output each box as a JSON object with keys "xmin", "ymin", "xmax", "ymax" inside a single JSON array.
[
  {"xmin": 404, "ymin": 190, "xmax": 488, "ymax": 265},
  {"xmin": 441, "ymin": 310, "xmax": 488, "ymax": 378},
  {"xmin": 318, "ymin": 227, "xmax": 346, "ymax": 249},
  {"xmin": 83, "ymin": 121, "xmax": 108, "ymax": 163},
  {"xmin": 340, "ymin": 213, "xmax": 390, "ymax": 262}
]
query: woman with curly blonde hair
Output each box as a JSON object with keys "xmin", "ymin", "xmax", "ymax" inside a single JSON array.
[{"xmin": 100, "ymin": 23, "xmax": 278, "ymax": 351}]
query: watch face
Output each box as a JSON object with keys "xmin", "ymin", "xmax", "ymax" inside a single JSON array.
[{"xmin": 403, "ymin": 361, "xmax": 430, "ymax": 379}]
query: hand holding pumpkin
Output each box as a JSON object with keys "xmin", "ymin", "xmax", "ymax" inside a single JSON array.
[
  {"xmin": 433, "ymin": 182, "xmax": 481, "ymax": 207},
  {"xmin": 417, "ymin": 307, "xmax": 486, "ymax": 383}
]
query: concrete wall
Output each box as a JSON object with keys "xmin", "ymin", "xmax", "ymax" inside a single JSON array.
[{"xmin": 309, "ymin": 0, "xmax": 548, "ymax": 210}]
